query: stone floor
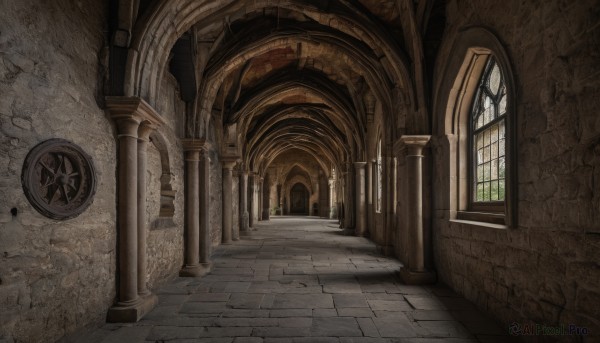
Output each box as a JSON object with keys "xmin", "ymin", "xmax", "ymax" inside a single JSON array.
[{"xmin": 69, "ymin": 217, "xmax": 514, "ymax": 343}]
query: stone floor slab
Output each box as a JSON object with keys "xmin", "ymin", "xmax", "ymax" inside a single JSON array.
[
  {"xmin": 311, "ymin": 317, "xmax": 363, "ymax": 337},
  {"xmin": 334, "ymin": 294, "xmax": 369, "ymax": 308},
  {"xmin": 77, "ymin": 217, "xmax": 511, "ymax": 343},
  {"xmin": 373, "ymin": 316, "xmax": 418, "ymax": 338},
  {"xmin": 271, "ymin": 294, "xmax": 334, "ymax": 309}
]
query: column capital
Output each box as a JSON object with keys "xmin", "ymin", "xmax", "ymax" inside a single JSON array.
[
  {"xmin": 106, "ymin": 96, "xmax": 166, "ymax": 128},
  {"xmin": 399, "ymin": 135, "xmax": 431, "ymax": 147},
  {"xmin": 181, "ymin": 138, "xmax": 210, "ymax": 152},
  {"xmin": 353, "ymin": 162, "xmax": 367, "ymax": 169},
  {"xmin": 221, "ymin": 155, "xmax": 239, "ymax": 169},
  {"xmin": 138, "ymin": 123, "xmax": 157, "ymax": 142},
  {"xmin": 399, "ymin": 135, "xmax": 431, "ymax": 156}
]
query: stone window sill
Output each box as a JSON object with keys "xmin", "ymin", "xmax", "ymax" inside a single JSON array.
[
  {"xmin": 453, "ymin": 211, "xmax": 507, "ymax": 229},
  {"xmin": 151, "ymin": 217, "xmax": 177, "ymax": 230}
]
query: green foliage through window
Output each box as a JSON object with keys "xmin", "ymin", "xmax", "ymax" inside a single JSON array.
[{"xmin": 472, "ymin": 58, "xmax": 507, "ymax": 202}]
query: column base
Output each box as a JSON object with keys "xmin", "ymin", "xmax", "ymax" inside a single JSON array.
[
  {"xmin": 241, "ymin": 227, "xmax": 258, "ymax": 235},
  {"xmin": 355, "ymin": 229, "xmax": 368, "ymax": 238},
  {"xmin": 397, "ymin": 267, "xmax": 437, "ymax": 285},
  {"xmin": 377, "ymin": 245, "xmax": 394, "ymax": 256},
  {"xmin": 107, "ymin": 293, "xmax": 158, "ymax": 323},
  {"xmin": 341, "ymin": 228, "xmax": 355, "ymax": 236},
  {"xmin": 179, "ymin": 263, "xmax": 212, "ymax": 277}
]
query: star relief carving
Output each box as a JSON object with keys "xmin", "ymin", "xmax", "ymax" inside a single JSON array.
[{"xmin": 22, "ymin": 139, "xmax": 96, "ymax": 220}]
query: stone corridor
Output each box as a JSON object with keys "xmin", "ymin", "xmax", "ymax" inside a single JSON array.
[{"xmin": 69, "ymin": 217, "xmax": 512, "ymax": 343}]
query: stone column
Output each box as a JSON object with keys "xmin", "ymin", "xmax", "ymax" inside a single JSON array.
[
  {"xmin": 180, "ymin": 139, "xmax": 210, "ymax": 277},
  {"xmin": 340, "ymin": 172, "xmax": 347, "ymax": 228},
  {"xmin": 398, "ymin": 135, "xmax": 436, "ymax": 284},
  {"xmin": 344, "ymin": 164, "xmax": 354, "ymax": 230},
  {"xmin": 137, "ymin": 122, "xmax": 154, "ymax": 296},
  {"xmin": 384, "ymin": 154, "xmax": 395, "ymax": 256},
  {"xmin": 263, "ymin": 178, "xmax": 271, "ymax": 220},
  {"xmin": 222, "ymin": 158, "xmax": 237, "ymax": 244},
  {"xmin": 116, "ymin": 116, "xmax": 139, "ymax": 305},
  {"xmin": 354, "ymin": 162, "xmax": 367, "ymax": 236},
  {"xmin": 239, "ymin": 171, "xmax": 249, "ymax": 233},
  {"xmin": 367, "ymin": 160, "xmax": 374, "ymax": 235},
  {"xmin": 328, "ymin": 178, "xmax": 336, "ymax": 219},
  {"xmin": 336, "ymin": 179, "xmax": 343, "ymax": 223},
  {"xmin": 106, "ymin": 97, "xmax": 163, "ymax": 322},
  {"xmin": 262, "ymin": 178, "xmax": 270, "ymax": 220},
  {"xmin": 248, "ymin": 173, "xmax": 255, "ymax": 228},
  {"xmin": 199, "ymin": 148, "xmax": 212, "ymax": 268},
  {"xmin": 232, "ymin": 169, "xmax": 240, "ymax": 241},
  {"xmin": 258, "ymin": 176, "xmax": 264, "ymax": 221}
]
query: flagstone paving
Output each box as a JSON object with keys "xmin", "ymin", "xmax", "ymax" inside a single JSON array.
[{"xmin": 65, "ymin": 217, "xmax": 514, "ymax": 343}]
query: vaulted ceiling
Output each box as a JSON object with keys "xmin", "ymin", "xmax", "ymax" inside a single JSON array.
[{"xmin": 123, "ymin": 0, "xmax": 446, "ymax": 175}]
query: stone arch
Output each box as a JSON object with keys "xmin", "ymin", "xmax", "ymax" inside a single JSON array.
[
  {"xmin": 286, "ymin": 180, "xmax": 311, "ymax": 215},
  {"xmin": 257, "ymin": 143, "xmax": 336, "ymax": 181},
  {"xmin": 233, "ymin": 71, "xmax": 363, "ymax": 141},
  {"xmin": 200, "ymin": 32, "xmax": 394, "ymax": 126},
  {"xmin": 244, "ymin": 105, "xmax": 350, "ymax": 158},
  {"xmin": 125, "ymin": 0, "xmax": 413, "ymax": 112},
  {"xmin": 432, "ymin": 26, "xmax": 518, "ymax": 226},
  {"xmin": 283, "ymin": 164, "xmax": 314, "ymax": 192},
  {"xmin": 237, "ymin": 88, "xmax": 365, "ymax": 163},
  {"xmin": 247, "ymin": 117, "xmax": 349, "ymax": 175}
]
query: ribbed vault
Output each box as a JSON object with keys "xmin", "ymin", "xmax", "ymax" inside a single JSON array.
[{"xmin": 118, "ymin": 0, "xmax": 428, "ymax": 177}]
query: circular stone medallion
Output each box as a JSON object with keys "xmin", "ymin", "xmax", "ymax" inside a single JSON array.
[{"xmin": 22, "ymin": 139, "xmax": 97, "ymax": 220}]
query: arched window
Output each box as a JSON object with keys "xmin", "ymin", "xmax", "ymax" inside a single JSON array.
[
  {"xmin": 435, "ymin": 27, "xmax": 517, "ymax": 227},
  {"xmin": 376, "ymin": 138, "xmax": 383, "ymax": 213},
  {"xmin": 470, "ymin": 57, "xmax": 507, "ymax": 210}
]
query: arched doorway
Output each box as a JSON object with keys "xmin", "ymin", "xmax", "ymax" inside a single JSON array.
[{"xmin": 290, "ymin": 183, "xmax": 309, "ymax": 215}]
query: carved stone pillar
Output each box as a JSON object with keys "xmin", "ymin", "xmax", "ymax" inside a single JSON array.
[
  {"xmin": 344, "ymin": 164, "xmax": 354, "ymax": 230},
  {"xmin": 262, "ymin": 178, "xmax": 270, "ymax": 221},
  {"xmin": 398, "ymin": 135, "xmax": 436, "ymax": 284},
  {"xmin": 258, "ymin": 176, "xmax": 264, "ymax": 221},
  {"xmin": 354, "ymin": 162, "xmax": 367, "ymax": 236},
  {"xmin": 328, "ymin": 178, "xmax": 336, "ymax": 219},
  {"xmin": 340, "ymin": 172, "xmax": 348, "ymax": 228},
  {"xmin": 115, "ymin": 116, "xmax": 139, "ymax": 305},
  {"xmin": 222, "ymin": 158, "xmax": 237, "ymax": 244},
  {"xmin": 239, "ymin": 170, "xmax": 249, "ymax": 233},
  {"xmin": 199, "ymin": 148, "xmax": 212, "ymax": 268},
  {"xmin": 248, "ymin": 173, "xmax": 255, "ymax": 228},
  {"xmin": 137, "ymin": 122, "xmax": 154, "ymax": 296},
  {"xmin": 180, "ymin": 139, "xmax": 210, "ymax": 277},
  {"xmin": 367, "ymin": 160, "xmax": 374, "ymax": 237},
  {"xmin": 106, "ymin": 97, "xmax": 163, "ymax": 322},
  {"xmin": 232, "ymin": 168, "xmax": 240, "ymax": 241}
]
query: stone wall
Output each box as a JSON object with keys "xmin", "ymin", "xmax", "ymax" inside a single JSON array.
[
  {"xmin": 146, "ymin": 72, "xmax": 186, "ymax": 289},
  {"xmin": 232, "ymin": 174, "xmax": 240, "ymax": 238},
  {"xmin": 0, "ymin": 1, "xmax": 114, "ymax": 342},
  {"xmin": 432, "ymin": 0, "xmax": 600, "ymax": 335}
]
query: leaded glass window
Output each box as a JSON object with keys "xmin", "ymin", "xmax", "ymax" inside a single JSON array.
[{"xmin": 471, "ymin": 57, "xmax": 507, "ymax": 203}]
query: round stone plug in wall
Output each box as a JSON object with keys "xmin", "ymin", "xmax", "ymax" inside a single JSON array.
[{"xmin": 21, "ymin": 139, "xmax": 97, "ymax": 220}]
